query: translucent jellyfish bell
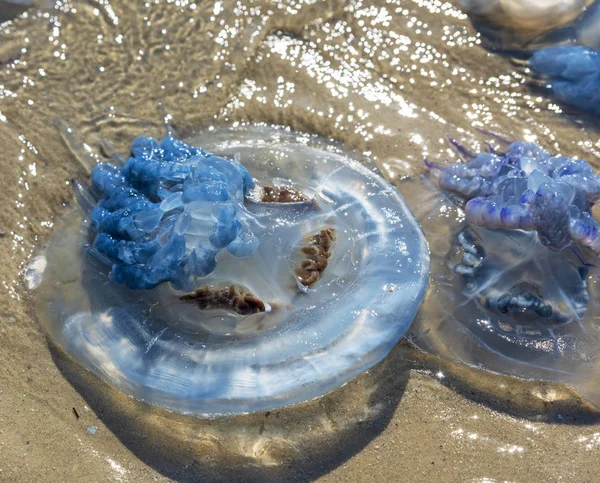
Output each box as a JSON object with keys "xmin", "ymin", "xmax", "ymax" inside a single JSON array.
[
  {"xmin": 458, "ymin": 0, "xmax": 600, "ymax": 50},
  {"xmin": 31, "ymin": 125, "xmax": 429, "ymax": 416},
  {"xmin": 407, "ymin": 140, "xmax": 600, "ymax": 407},
  {"xmin": 459, "ymin": 0, "xmax": 592, "ymax": 26}
]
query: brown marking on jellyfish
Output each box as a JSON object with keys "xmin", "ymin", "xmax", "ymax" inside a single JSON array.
[
  {"xmin": 180, "ymin": 284, "xmax": 266, "ymax": 315},
  {"xmin": 296, "ymin": 228, "xmax": 336, "ymax": 287},
  {"xmin": 261, "ymin": 184, "xmax": 309, "ymax": 203}
]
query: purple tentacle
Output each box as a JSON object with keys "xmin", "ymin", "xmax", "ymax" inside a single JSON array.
[
  {"xmin": 424, "ymin": 157, "xmax": 447, "ymax": 171},
  {"xmin": 447, "ymin": 135, "xmax": 476, "ymax": 159},
  {"xmin": 475, "ymin": 128, "xmax": 511, "ymax": 145}
]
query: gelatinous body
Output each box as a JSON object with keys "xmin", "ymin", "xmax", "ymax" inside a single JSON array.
[
  {"xmin": 459, "ymin": 0, "xmax": 600, "ymax": 50},
  {"xmin": 530, "ymin": 45, "xmax": 600, "ymax": 116},
  {"xmin": 0, "ymin": 0, "xmax": 35, "ymax": 23},
  {"xmin": 407, "ymin": 140, "xmax": 600, "ymax": 405},
  {"xmin": 32, "ymin": 125, "xmax": 429, "ymax": 416}
]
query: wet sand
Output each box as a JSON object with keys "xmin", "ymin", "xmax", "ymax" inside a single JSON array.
[{"xmin": 1, "ymin": 0, "xmax": 600, "ymax": 481}]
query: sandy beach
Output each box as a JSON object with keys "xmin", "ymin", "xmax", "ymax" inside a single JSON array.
[{"xmin": 1, "ymin": 0, "xmax": 600, "ymax": 481}]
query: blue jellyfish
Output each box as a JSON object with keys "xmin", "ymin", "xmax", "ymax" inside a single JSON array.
[
  {"xmin": 407, "ymin": 139, "xmax": 600, "ymax": 408},
  {"xmin": 458, "ymin": 1, "xmax": 600, "ymax": 116},
  {"xmin": 530, "ymin": 45, "xmax": 600, "ymax": 116},
  {"xmin": 30, "ymin": 125, "xmax": 429, "ymax": 416}
]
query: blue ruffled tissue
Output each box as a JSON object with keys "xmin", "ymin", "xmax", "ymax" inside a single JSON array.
[
  {"xmin": 530, "ymin": 45, "xmax": 600, "ymax": 116},
  {"xmin": 411, "ymin": 137, "xmax": 600, "ymax": 396},
  {"xmin": 90, "ymin": 135, "xmax": 257, "ymax": 290},
  {"xmin": 439, "ymin": 140, "xmax": 600, "ymax": 252}
]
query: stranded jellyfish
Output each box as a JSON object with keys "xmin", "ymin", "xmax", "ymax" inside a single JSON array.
[
  {"xmin": 407, "ymin": 139, "xmax": 600, "ymax": 405},
  {"xmin": 30, "ymin": 125, "xmax": 429, "ymax": 416},
  {"xmin": 530, "ymin": 45, "xmax": 600, "ymax": 117}
]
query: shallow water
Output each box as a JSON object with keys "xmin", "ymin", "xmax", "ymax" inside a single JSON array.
[{"xmin": 2, "ymin": 0, "xmax": 600, "ymax": 481}]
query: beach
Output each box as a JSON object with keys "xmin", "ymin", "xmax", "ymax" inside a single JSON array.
[{"xmin": 1, "ymin": 0, "xmax": 600, "ymax": 481}]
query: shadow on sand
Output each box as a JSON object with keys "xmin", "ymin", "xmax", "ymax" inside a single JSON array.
[
  {"xmin": 49, "ymin": 339, "xmax": 412, "ymax": 482},
  {"xmin": 49, "ymin": 330, "xmax": 600, "ymax": 483}
]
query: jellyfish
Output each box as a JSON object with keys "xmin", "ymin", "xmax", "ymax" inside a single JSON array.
[
  {"xmin": 407, "ymin": 139, "xmax": 600, "ymax": 407},
  {"xmin": 30, "ymin": 125, "xmax": 429, "ymax": 416},
  {"xmin": 457, "ymin": 2, "xmax": 600, "ymax": 116},
  {"xmin": 458, "ymin": 0, "xmax": 600, "ymax": 51},
  {"xmin": 529, "ymin": 45, "xmax": 600, "ymax": 116}
]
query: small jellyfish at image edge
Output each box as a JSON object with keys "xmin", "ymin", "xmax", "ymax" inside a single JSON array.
[
  {"xmin": 29, "ymin": 125, "xmax": 429, "ymax": 416},
  {"xmin": 458, "ymin": 0, "xmax": 600, "ymax": 51},
  {"xmin": 529, "ymin": 45, "xmax": 600, "ymax": 117},
  {"xmin": 457, "ymin": 2, "xmax": 600, "ymax": 118},
  {"xmin": 404, "ymin": 137, "xmax": 600, "ymax": 408}
]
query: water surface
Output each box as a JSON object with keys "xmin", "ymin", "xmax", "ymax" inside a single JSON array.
[{"xmin": 1, "ymin": 0, "xmax": 600, "ymax": 481}]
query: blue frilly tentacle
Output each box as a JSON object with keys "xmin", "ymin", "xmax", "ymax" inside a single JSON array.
[
  {"xmin": 437, "ymin": 140, "xmax": 600, "ymax": 253},
  {"xmin": 87, "ymin": 135, "xmax": 257, "ymax": 290}
]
